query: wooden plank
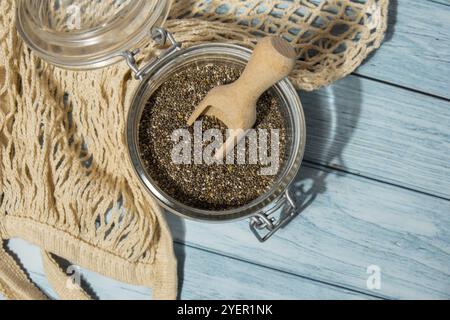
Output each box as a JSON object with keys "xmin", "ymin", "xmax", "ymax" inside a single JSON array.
[
  {"xmin": 166, "ymin": 164, "xmax": 450, "ymax": 299},
  {"xmin": 5, "ymin": 238, "xmax": 372, "ymax": 300},
  {"xmin": 300, "ymin": 74, "xmax": 450, "ymax": 199},
  {"xmin": 355, "ymin": 0, "xmax": 450, "ymax": 99}
]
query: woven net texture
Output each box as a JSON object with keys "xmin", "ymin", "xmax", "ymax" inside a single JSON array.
[{"xmin": 0, "ymin": 0, "xmax": 388, "ymax": 299}]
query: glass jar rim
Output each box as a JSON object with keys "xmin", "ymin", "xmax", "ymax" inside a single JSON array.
[
  {"xmin": 126, "ymin": 43, "xmax": 306, "ymax": 222},
  {"xmin": 16, "ymin": 0, "xmax": 171, "ymax": 70}
]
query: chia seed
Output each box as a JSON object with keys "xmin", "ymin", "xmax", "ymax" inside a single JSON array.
[{"xmin": 138, "ymin": 62, "xmax": 287, "ymax": 211}]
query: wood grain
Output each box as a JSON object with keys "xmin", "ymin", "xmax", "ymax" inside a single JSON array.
[
  {"xmin": 355, "ymin": 0, "xmax": 450, "ymax": 99},
  {"xmin": 5, "ymin": 239, "xmax": 373, "ymax": 300},
  {"xmin": 300, "ymin": 75, "xmax": 450, "ymax": 199},
  {"xmin": 166, "ymin": 164, "xmax": 450, "ymax": 299}
]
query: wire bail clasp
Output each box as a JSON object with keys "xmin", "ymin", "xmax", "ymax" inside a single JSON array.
[
  {"xmin": 120, "ymin": 28, "xmax": 182, "ymax": 81},
  {"xmin": 250, "ymin": 189, "xmax": 299, "ymax": 242}
]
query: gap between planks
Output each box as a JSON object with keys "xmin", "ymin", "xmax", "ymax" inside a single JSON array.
[
  {"xmin": 6, "ymin": 239, "xmax": 380, "ymax": 300},
  {"xmin": 303, "ymin": 160, "xmax": 450, "ymax": 202},
  {"xmin": 352, "ymin": 73, "xmax": 450, "ymax": 103}
]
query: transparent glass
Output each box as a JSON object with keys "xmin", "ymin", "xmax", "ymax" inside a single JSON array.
[
  {"xmin": 126, "ymin": 44, "xmax": 306, "ymax": 222},
  {"xmin": 16, "ymin": 0, "xmax": 171, "ymax": 69}
]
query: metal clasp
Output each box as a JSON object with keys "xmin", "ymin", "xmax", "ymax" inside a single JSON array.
[
  {"xmin": 250, "ymin": 189, "xmax": 299, "ymax": 242},
  {"xmin": 120, "ymin": 28, "xmax": 181, "ymax": 81}
]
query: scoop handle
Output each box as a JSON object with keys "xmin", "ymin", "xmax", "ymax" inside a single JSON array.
[{"xmin": 236, "ymin": 37, "xmax": 297, "ymax": 102}]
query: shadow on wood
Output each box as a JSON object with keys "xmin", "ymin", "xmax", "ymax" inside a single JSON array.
[
  {"xmin": 165, "ymin": 214, "xmax": 186, "ymax": 299},
  {"xmin": 291, "ymin": 75, "xmax": 362, "ymax": 222},
  {"xmin": 358, "ymin": 0, "xmax": 397, "ymax": 66}
]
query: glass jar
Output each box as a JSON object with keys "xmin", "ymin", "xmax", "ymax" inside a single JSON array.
[
  {"xmin": 16, "ymin": 0, "xmax": 306, "ymax": 242},
  {"xmin": 16, "ymin": 0, "xmax": 171, "ymax": 69}
]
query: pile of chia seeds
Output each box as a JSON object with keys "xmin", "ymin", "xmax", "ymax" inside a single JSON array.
[{"xmin": 138, "ymin": 62, "xmax": 287, "ymax": 211}]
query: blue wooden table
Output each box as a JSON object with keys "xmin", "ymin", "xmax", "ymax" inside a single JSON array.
[{"xmin": 4, "ymin": 0, "xmax": 450, "ymax": 300}]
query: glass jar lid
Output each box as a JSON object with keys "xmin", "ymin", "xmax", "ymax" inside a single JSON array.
[{"xmin": 16, "ymin": 0, "xmax": 171, "ymax": 70}]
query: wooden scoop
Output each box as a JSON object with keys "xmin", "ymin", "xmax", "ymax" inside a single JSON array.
[{"xmin": 187, "ymin": 36, "xmax": 297, "ymax": 160}]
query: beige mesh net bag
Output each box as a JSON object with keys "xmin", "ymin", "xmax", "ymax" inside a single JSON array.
[{"xmin": 0, "ymin": 0, "xmax": 388, "ymax": 300}]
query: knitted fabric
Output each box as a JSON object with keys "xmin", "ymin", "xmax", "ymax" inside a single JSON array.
[{"xmin": 0, "ymin": 0, "xmax": 388, "ymax": 299}]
